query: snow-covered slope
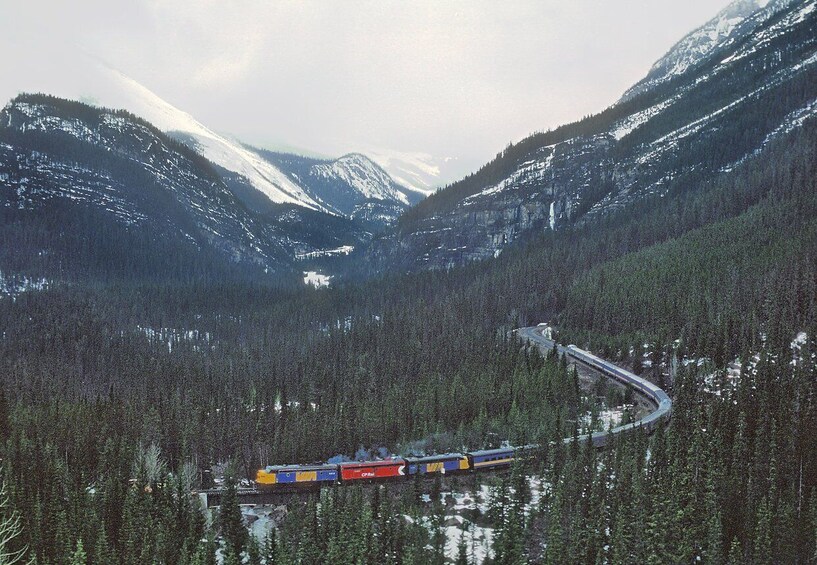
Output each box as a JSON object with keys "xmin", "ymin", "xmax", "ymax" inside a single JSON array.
[
  {"xmin": 101, "ymin": 70, "xmax": 323, "ymax": 211},
  {"xmin": 620, "ymin": 0, "xmax": 795, "ymax": 102},
  {"xmin": 255, "ymin": 150, "xmax": 423, "ymax": 229},
  {"xmin": 372, "ymin": 0, "xmax": 817, "ymax": 270},
  {"xmin": 65, "ymin": 66, "xmax": 420, "ymax": 221},
  {"xmin": 312, "ymin": 153, "xmax": 411, "ymax": 205}
]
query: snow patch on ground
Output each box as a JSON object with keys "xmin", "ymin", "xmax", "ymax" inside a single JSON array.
[
  {"xmin": 702, "ymin": 332, "xmax": 808, "ymax": 395},
  {"xmin": 581, "ymin": 405, "xmax": 632, "ymax": 432},
  {"xmin": 702, "ymin": 361, "xmax": 742, "ymax": 396},
  {"xmin": 610, "ymin": 97, "xmax": 678, "ymax": 140},
  {"xmin": 413, "ymin": 475, "xmax": 549, "ymax": 564},
  {"xmin": 791, "ymin": 331, "xmax": 809, "ymax": 367},
  {"xmin": 129, "ymin": 325, "xmax": 212, "ymax": 353},
  {"xmin": 0, "ymin": 270, "xmax": 49, "ymax": 298},
  {"xmin": 304, "ymin": 271, "xmax": 331, "ymax": 288},
  {"xmin": 793, "ymin": 331, "xmax": 809, "ymax": 347}
]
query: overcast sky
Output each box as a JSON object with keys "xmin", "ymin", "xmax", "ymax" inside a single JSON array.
[{"xmin": 1, "ymin": 0, "xmax": 733, "ymax": 180}]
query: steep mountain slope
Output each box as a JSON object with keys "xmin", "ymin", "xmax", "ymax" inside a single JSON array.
[
  {"xmin": 0, "ymin": 94, "xmax": 367, "ymax": 286},
  {"xmin": 373, "ymin": 0, "xmax": 817, "ymax": 271},
  {"xmin": 89, "ymin": 69, "xmax": 418, "ymax": 225},
  {"xmin": 105, "ymin": 70, "xmax": 323, "ymax": 211},
  {"xmin": 256, "ymin": 150, "xmax": 423, "ymax": 229}
]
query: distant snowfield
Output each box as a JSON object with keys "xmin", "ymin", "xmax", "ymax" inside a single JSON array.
[
  {"xmin": 296, "ymin": 245, "xmax": 354, "ymax": 261},
  {"xmin": 362, "ymin": 147, "xmax": 464, "ymax": 196}
]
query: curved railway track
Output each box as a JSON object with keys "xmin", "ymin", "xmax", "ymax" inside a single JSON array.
[
  {"xmin": 516, "ymin": 326, "xmax": 672, "ymax": 448},
  {"xmin": 198, "ymin": 326, "xmax": 672, "ymax": 507}
]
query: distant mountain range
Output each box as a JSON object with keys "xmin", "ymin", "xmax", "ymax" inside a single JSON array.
[
  {"xmin": 366, "ymin": 0, "xmax": 817, "ymax": 270},
  {"xmin": 1, "ymin": 0, "xmax": 815, "ymax": 289},
  {"xmin": 0, "ymin": 94, "xmax": 386, "ymax": 285},
  {"xmin": 0, "ymin": 69, "xmax": 429, "ymax": 286},
  {"xmin": 251, "ymin": 149, "xmax": 424, "ymax": 230},
  {"xmin": 92, "ymin": 70, "xmax": 423, "ymax": 224}
]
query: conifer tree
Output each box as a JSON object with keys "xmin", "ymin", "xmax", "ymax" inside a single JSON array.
[
  {"xmin": 218, "ymin": 464, "xmax": 247, "ymax": 559},
  {"xmin": 69, "ymin": 539, "xmax": 86, "ymax": 565},
  {"xmin": 753, "ymin": 497, "xmax": 773, "ymax": 565},
  {"xmin": 94, "ymin": 527, "xmax": 115, "ymax": 565},
  {"xmin": 247, "ymin": 534, "xmax": 262, "ymax": 565},
  {"xmin": 726, "ymin": 537, "xmax": 743, "ymax": 565},
  {"xmin": 263, "ymin": 528, "xmax": 278, "ymax": 565},
  {"xmin": 455, "ymin": 527, "xmax": 469, "ymax": 565}
]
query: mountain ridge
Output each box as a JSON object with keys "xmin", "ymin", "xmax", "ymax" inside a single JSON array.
[
  {"xmin": 619, "ymin": 0, "xmax": 782, "ymax": 102},
  {"xmin": 0, "ymin": 93, "xmax": 370, "ymax": 286},
  {"xmin": 92, "ymin": 69, "xmax": 419, "ymax": 224},
  {"xmin": 368, "ymin": 0, "xmax": 817, "ymax": 272},
  {"xmin": 253, "ymin": 149, "xmax": 424, "ymax": 230}
]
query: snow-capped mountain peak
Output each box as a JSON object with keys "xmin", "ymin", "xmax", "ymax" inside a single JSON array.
[
  {"xmin": 103, "ymin": 70, "xmax": 324, "ymax": 211},
  {"xmin": 312, "ymin": 153, "xmax": 409, "ymax": 205},
  {"xmin": 620, "ymin": 0, "xmax": 793, "ymax": 102},
  {"xmin": 252, "ymin": 149, "xmax": 423, "ymax": 229},
  {"xmin": 66, "ymin": 66, "xmax": 423, "ymax": 221}
]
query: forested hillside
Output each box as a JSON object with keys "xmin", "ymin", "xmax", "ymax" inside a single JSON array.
[
  {"xmin": 0, "ymin": 271, "xmax": 584, "ymax": 563},
  {"xmin": 2, "ymin": 1, "xmax": 817, "ymax": 562},
  {"xmin": 367, "ymin": 0, "xmax": 817, "ymax": 270},
  {"xmin": 1, "ymin": 111, "xmax": 816, "ymax": 562},
  {"xmin": 270, "ymin": 338, "xmax": 817, "ymax": 563}
]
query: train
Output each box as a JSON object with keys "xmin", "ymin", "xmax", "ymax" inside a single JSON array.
[
  {"xmin": 564, "ymin": 344, "xmax": 672, "ymax": 448},
  {"xmin": 254, "ymin": 331, "xmax": 672, "ymax": 491},
  {"xmin": 255, "ymin": 449, "xmax": 513, "ymax": 490}
]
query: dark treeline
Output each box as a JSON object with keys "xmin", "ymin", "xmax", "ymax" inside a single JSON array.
[
  {"xmin": 268, "ymin": 332, "xmax": 817, "ymax": 564},
  {"xmin": 0, "ymin": 272, "xmax": 581, "ymax": 563}
]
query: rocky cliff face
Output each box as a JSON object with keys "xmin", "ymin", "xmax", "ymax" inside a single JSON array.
[{"xmin": 369, "ymin": 0, "xmax": 817, "ymax": 271}]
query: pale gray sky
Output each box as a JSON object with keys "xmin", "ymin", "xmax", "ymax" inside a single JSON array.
[{"xmin": 1, "ymin": 0, "xmax": 732, "ymax": 182}]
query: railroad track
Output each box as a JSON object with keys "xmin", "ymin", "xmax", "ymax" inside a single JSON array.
[
  {"xmin": 516, "ymin": 326, "xmax": 672, "ymax": 448},
  {"xmin": 196, "ymin": 326, "xmax": 672, "ymax": 507}
]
